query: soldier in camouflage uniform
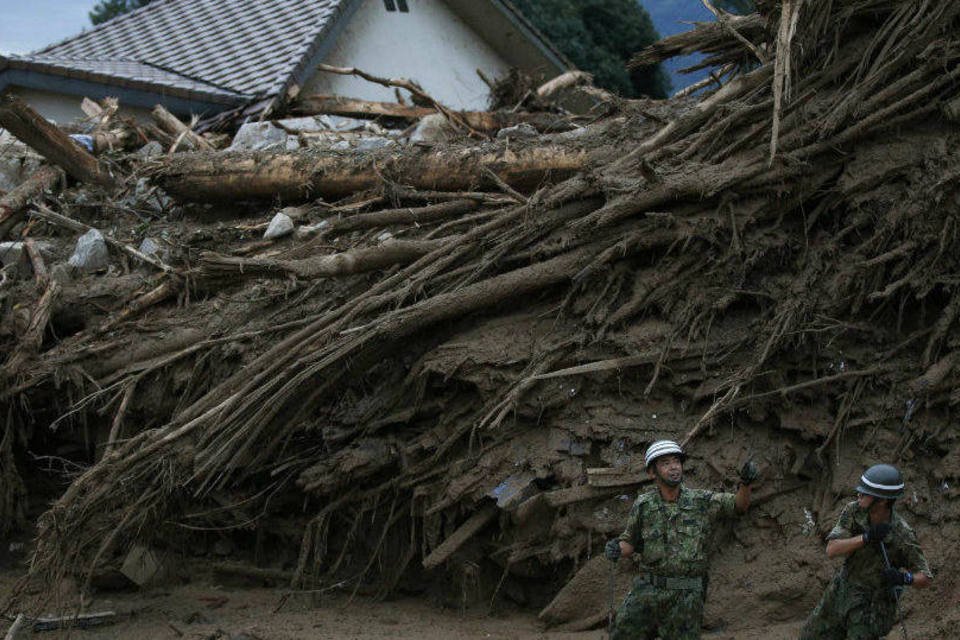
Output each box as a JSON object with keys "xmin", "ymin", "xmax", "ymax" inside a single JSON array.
[
  {"xmin": 799, "ymin": 463, "xmax": 933, "ymax": 640},
  {"xmin": 604, "ymin": 439, "xmax": 758, "ymax": 640}
]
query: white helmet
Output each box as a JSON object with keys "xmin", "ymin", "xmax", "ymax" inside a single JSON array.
[{"xmin": 644, "ymin": 439, "xmax": 686, "ymax": 469}]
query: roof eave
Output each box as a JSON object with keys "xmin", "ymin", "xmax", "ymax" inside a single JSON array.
[
  {"xmin": 0, "ymin": 58, "xmax": 248, "ymax": 110},
  {"xmin": 0, "ymin": 67, "xmax": 244, "ymax": 117}
]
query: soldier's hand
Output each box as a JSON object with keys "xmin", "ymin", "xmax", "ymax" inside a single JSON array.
[
  {"xmin": 882, "ymin": 568, "xmax": 913, "ymax": 586},
  {"xmin": 738, "ymin": 460, "xmax": 760, "ymax": 486},
  {"xmin": 862, "ymin": 522, "xmax": 891, "ymax": 544},
  {"xmin": 604, "ymin": 539, "xmax": 621, "ymax": 563}
]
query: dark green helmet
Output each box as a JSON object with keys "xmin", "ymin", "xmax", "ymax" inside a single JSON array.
[{"xmin": 856, "ymin": 464, "xmax": 904, "ymax": 500}]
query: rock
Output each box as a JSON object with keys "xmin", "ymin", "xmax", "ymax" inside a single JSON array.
[
  {"xmin": 354, "ymin": 136, "xmax": 395, "ymax": 152},
  {"xmin": 230, "ymin": 121, "xmax": 297, "ymax": 152},
  {"xmin": 409, "ymin": 113, "xmax": 455, "ymax": 144},
  {"xmin": 135, "ymin": 140, "xmax": 164, "ymax": 159},
  {"xmin": 331, "ymin": 140, "xmax": 352, "ymax": 151},
  {"xmin": 120, "ymin": 544, "xmax": 168, "ymax": 587},
  {"xmin": 496, "ymin": 123, "xmax": 539, "ymax": 140},
  {"xmin": 263, "ymin": 212, "xmax": 295, "ymax": 240},
  {"xmin": 68, "ymin": 228, "xmax": 110, "ymax": 272},
  {"xmin": 139, "ymin": 237, "xmax": 163, "ymax": 258}
]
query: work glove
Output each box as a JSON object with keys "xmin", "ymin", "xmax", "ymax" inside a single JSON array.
[
  {"xmin": 862, "ymin": 522, "xmax": 892, "ymax": 544},
  {"xmin": 882, "ymin": 568, "xmax": 913, "ymax": 586},
  {"xmin": 738, "ymin": 460, "xmax": 760, "ymax": 486},
  {"xmin": 604, "ymin": 538, "xmax": 621, "ymax": 563}
]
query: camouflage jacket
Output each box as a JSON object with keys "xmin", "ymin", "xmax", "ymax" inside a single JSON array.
[
  {"xmin": 617, "ymin": 485, "xmax": 737, "ymax": 577},
  {"xmin": 827, "ymin": 501, "xmax": 932, "ymax": 592}
]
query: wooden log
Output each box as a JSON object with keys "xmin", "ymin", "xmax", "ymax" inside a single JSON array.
[
  {"xmin": 95, "ymin": 278, "xmax": 181, "ymax": 334},
  {"xmin": 199, "ymin": 239, "xmax": 446, "ymax": 280},
  {"xmin": 0, "ymin": 95, "xmax": 117, "ymax": 188},
  {"xmin": 154, "ymin": 146, "xmax": 587, "ymax": 203},
  {"xmin": 0, "ymin": 165, "xmax": 62, "ymax": 239},
  {"xmin": 292, "ymin": 95, "xmax": 435, "ymax": 120},
  {"xmin": 3, "ymin": 614, "xmax": 26, "ymax": 640},
  {"xmin": 291, "ymin": 95, "xmax": 573, "ymax": 132},
  {"xmin": 422, "ymin": 503, "xmax": 498, "ymax": 569},
  {"xmin": 23, "ymin": 239, "xmax": 50, "ymax": 288},
  {"xmin": 151, "ymin": 105, "xmax": 214, "ymax": 151},
  {"xmin": 323, "ymin": 199, "xmax": 479, "ymax": 235}
]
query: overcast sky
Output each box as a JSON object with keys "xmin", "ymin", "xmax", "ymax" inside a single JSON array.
[{"xmin": 0, "ymin": 1, "xmax": 93, "ymax": 54}]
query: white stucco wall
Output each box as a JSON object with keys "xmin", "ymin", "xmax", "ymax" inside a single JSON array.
[
  {"xmin": 6, "ymin": 86, "xmax": 152, "ymax": 124},
  {"xmin": 303, "ymin": 0, "xmax": 511, "ymax": 111}
]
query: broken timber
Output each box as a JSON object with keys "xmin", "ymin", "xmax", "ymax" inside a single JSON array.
[
  {"xmin": 151, "ymin": 105, "xmax": 214, "ymax": 151},
  {"xmin": 0, "ymin": 95, "xmax": 118, "ymax": 188},
  {"xmin": 291, "ymin": 95, "xmax": 574, "ymax": 132},
  {"xmin": 0, "ymin": 165, "xmax": 62, "ymax": 239},
  {"xmin": 422, "ymin": 503, "xmax": 498, "ymax": 569},
  {"xmin": 153, "ymin": 146, "xmax": 587, "ymax": 203}
]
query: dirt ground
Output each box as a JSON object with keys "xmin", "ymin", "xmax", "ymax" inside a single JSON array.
[{"xmin": 1, "ymin": 568, "xmax": 809, "ymax": 640}]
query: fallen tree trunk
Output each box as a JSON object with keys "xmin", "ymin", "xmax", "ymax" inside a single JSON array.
[
  {"xmin": 0, "ymin": 95, "xmax": 118, "ymax": 188},
  {"xmin": 153, "ymin": 146, "xmax": 588, "ymax": 203},
  {"xmin": 0, "ymin": 165, "xmax": 62, "ymax": 239},
  {"xmin": 291, "ymin": 95, "xmax": 574, "ymax": 132},
  {"xmin": 199, "ymin": 239, "xmax": 446, "ymax": 280}
]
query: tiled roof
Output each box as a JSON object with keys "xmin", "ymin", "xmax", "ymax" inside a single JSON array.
[
  {"xmin": 34, "ymin": 0, "xmax": 350, "ymax": 99},
  {"xmin": 0, "ymin": 54, "xmax": 245, "ymax": 104}
]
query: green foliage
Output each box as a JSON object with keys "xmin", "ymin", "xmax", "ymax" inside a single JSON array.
[
  {"xmin": 89, "ymin": 0, "xmax": 153, "ymax": 26},
  {"xmin": 512, "ymin": 0, "xmax": 669, "ymax": 98},
  {"xmin": 713, "ymin": 0, "xmax": 756, "ymax": 14}
]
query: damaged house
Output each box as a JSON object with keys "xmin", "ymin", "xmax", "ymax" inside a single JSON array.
[{"xmin": 0, "ymin": 0, "xmax": 570, "ymax": 123}]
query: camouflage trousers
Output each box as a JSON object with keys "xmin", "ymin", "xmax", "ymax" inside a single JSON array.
[
  {"xmin": 799, "ymin": 575, "xmax": 897, "ymax": 640},
  {"xmin": 610, "ymin": 576, "xmax": 704, "ymax": 640}
]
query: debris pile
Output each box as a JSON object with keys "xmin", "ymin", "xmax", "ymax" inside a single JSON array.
[{"xmin": 2, "ymin": 2, "xmax": 959, "ymax": 635}]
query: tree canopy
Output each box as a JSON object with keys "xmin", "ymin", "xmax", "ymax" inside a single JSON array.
[
  {"xmin": 89, "ymin": 0, "xmax": 153, "ymax": 25},
  {"xmin": 513, "ymin": 0, "xmax": 669, "ymax": 98}
]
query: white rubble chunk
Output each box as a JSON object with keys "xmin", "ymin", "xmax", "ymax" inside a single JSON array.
[
  {"xmin": 230, "ymin": 121, "xmax": 292, "ymax": 151},
  {"xmin": 264, "ymin": 212, "xmax": 295, "ymax": 239},
  {"xmin": 68, "ymin": 228, "xmax": 110, "ymax": 272},
  {"xmin": 409, "ymin": 113, "xmax": 454, "ymax": 144}
]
